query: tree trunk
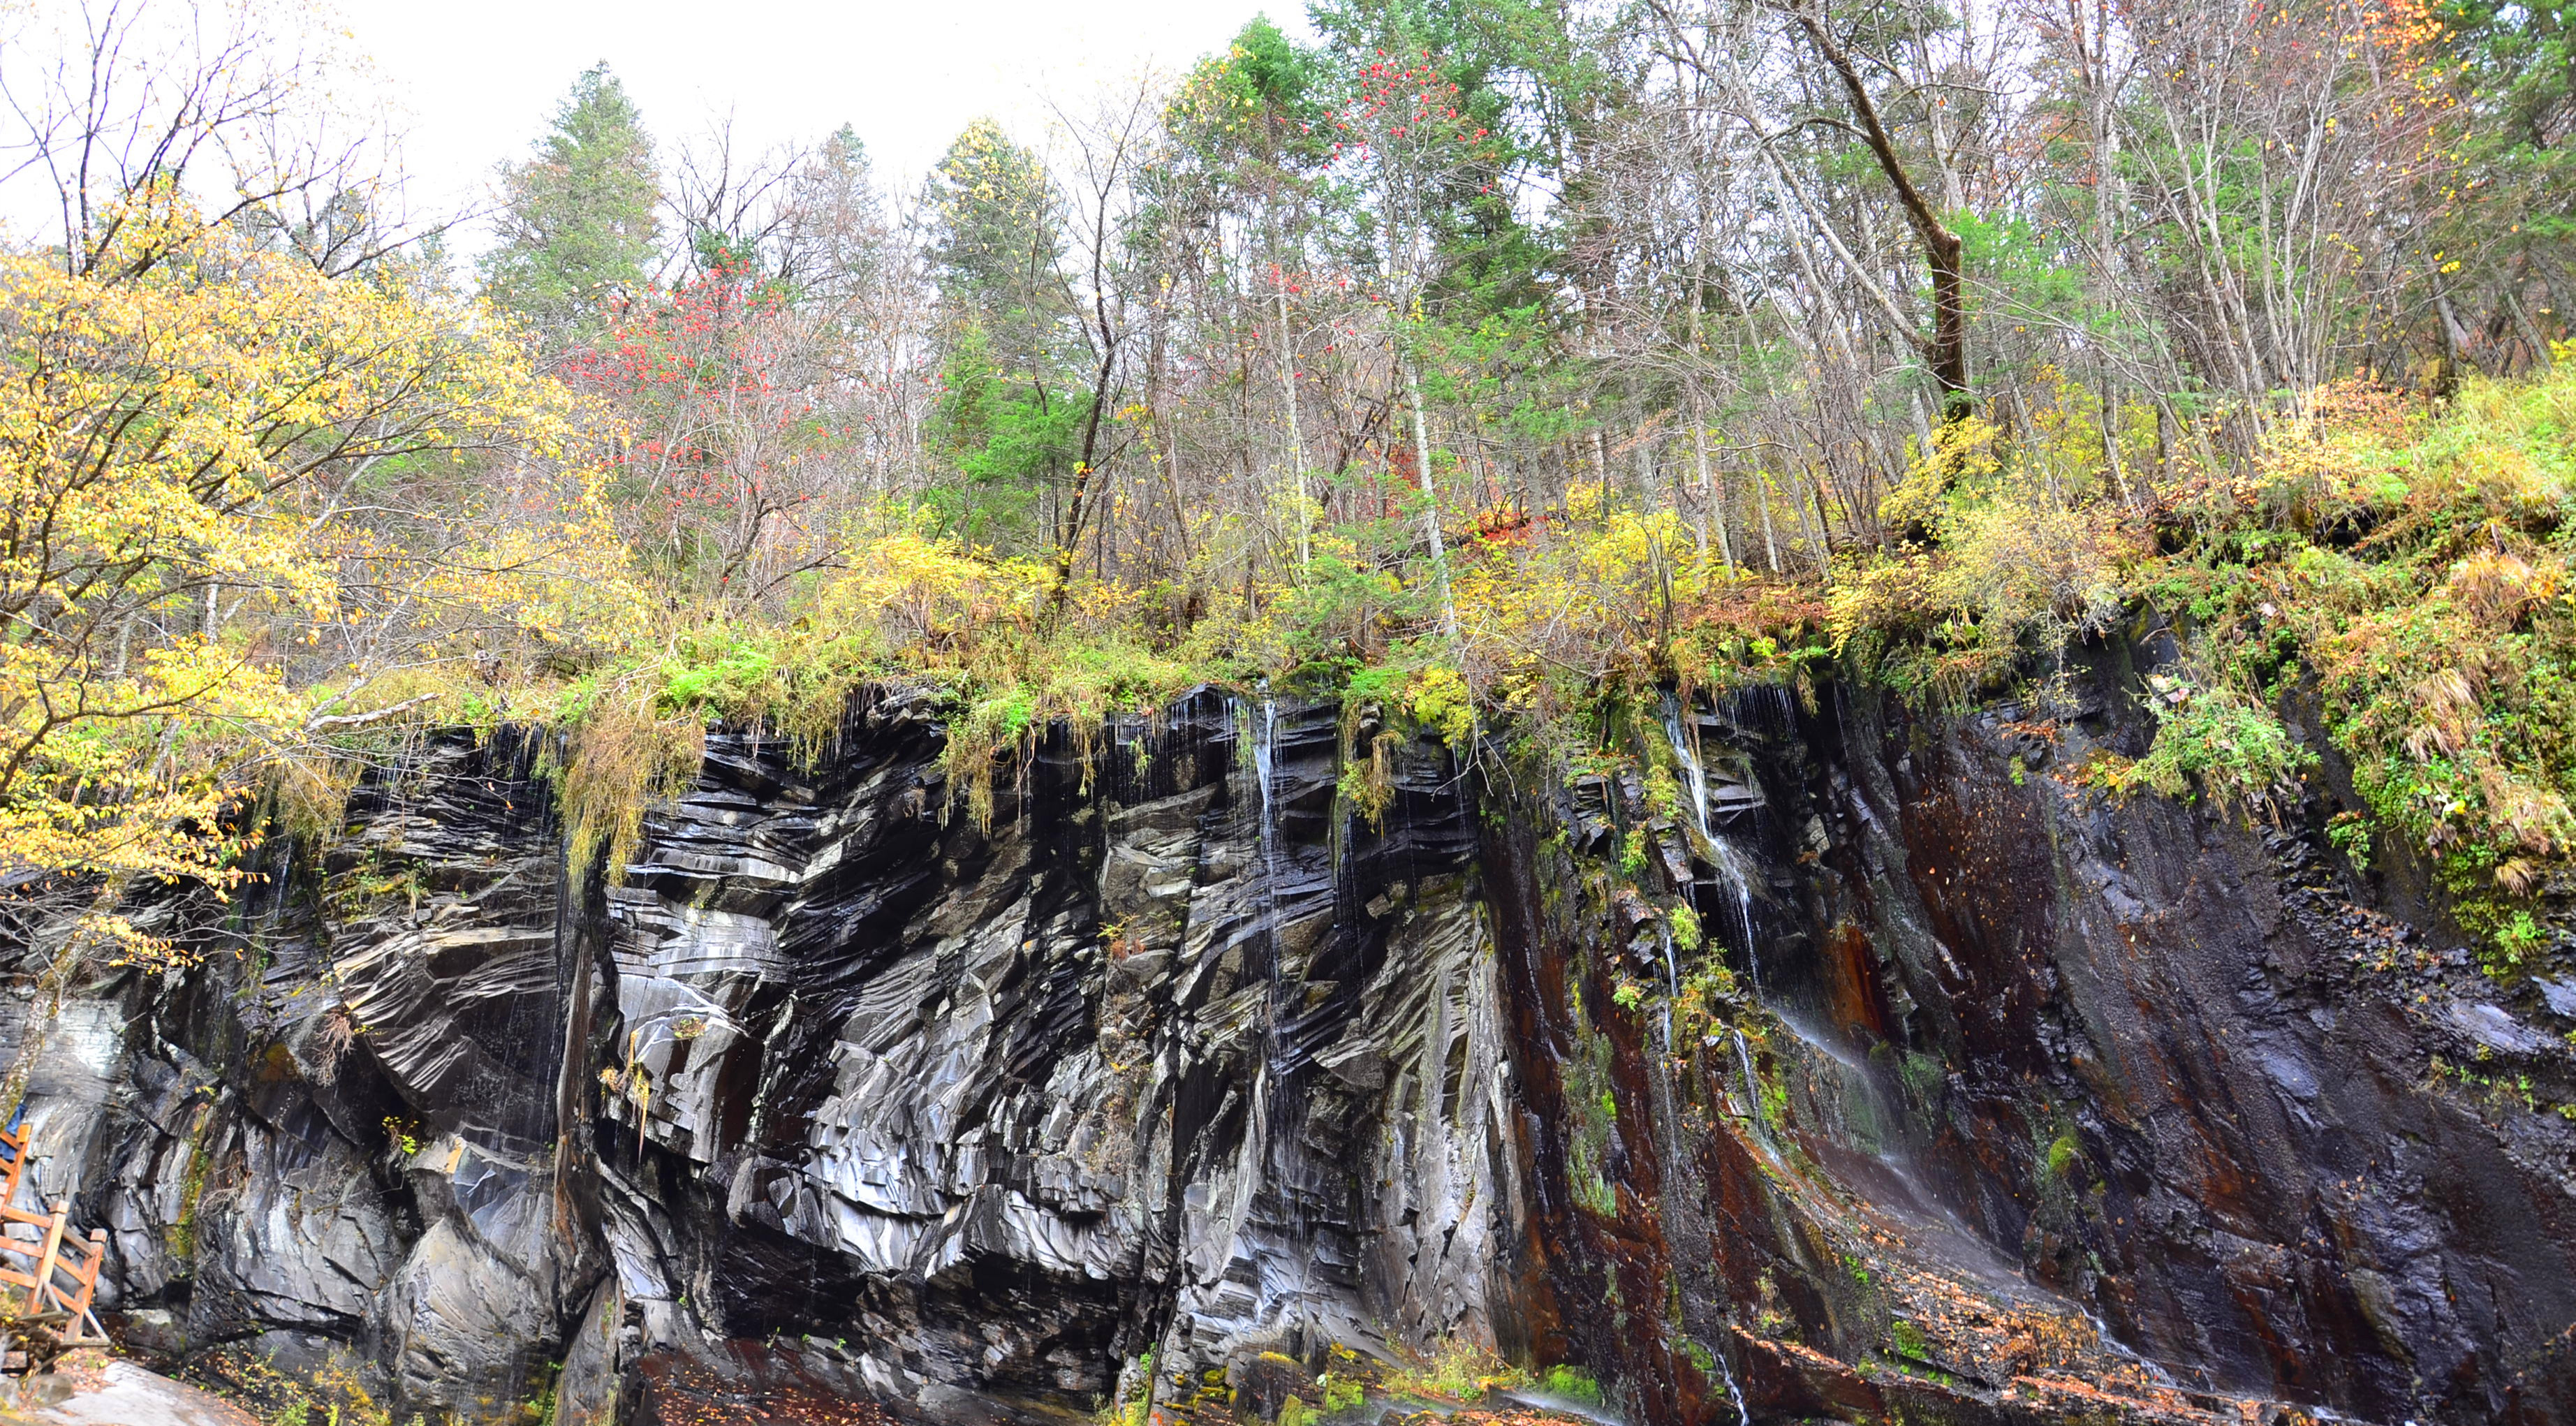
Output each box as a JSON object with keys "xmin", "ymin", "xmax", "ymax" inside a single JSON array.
[
  {"xmin": 1792, "ymin": 3, "xmax": 1973, "ymax": 422},
  {"xmin": 1404, "ymin": 358, "xmax": 1460, "ymax": 640},
  {"xmin": 1277, "ymin": 285, "xmax": 1312, "ymax": 571}
]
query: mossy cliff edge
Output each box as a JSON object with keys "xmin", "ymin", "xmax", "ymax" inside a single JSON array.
[{"xmin": 1, "ymin": 638, "xmax": 2570, "ymax": 1425}]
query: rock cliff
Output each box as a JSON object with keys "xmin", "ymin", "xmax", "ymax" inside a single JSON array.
[{"xmin": 4, "ymin": 655, "xmax": 2573, "ymax": 1426}]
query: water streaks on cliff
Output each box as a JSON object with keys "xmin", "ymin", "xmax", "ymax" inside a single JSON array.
[{"xmin": 0, "ymin": 664, "xmax": 2568, "ymax": 1425}]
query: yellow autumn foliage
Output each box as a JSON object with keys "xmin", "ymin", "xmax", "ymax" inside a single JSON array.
[
  {"xmin": 1449, "ymin": 482, "xmax": 1709, "ymax": 718},
  {"xmin": 0, "ymin": 189, "xmax": 612, "ymax": 940},
  {"xmin": 1830, "ymin": 417, "xmax": 2142, "ymax": 700}
]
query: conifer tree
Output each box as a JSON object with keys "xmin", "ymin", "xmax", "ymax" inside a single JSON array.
[
  {"xmin": 928, "ymin": 121, "xmax": 1070, "ymax": 373},
  {"xmin": 481, "ymin": 63, "xmax": 663, "ymax": 346},
  {"xmin": 920, "ymin": 120, "xmax": 1078, "ymax": 546}
]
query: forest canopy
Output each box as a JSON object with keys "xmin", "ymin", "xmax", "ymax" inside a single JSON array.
[{"xmin": 0, "ymin": 0, "xmax": 2570, "ymax": 966}]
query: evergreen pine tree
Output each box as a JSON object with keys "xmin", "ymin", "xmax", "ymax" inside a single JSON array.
[
  {"xmin": 480, "ymin": 63, "xmax": 661, "ymax": 346},
  {"xmin": 926, "ymin": 119, "xmax": 1066, "ymax": 381}
]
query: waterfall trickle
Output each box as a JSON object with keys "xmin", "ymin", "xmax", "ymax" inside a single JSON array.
[
  {"xmin": 1666, "ymin": 704, "xmax": 1960, "ymax": 1235},
  {"xmin": 1702, "ymin": 835, "xmax": 1763, "ymax": 993},
  {"xmin": 1712, "ymin": 1343, "xmax": 1753, "ymax": 1426},
  {"xmin": 1247, "ymin": 692, "xmax": 1289, "ymax": 1087},
  {"xmin": 2085, "ymin": 1308, "xmax": 2181, "ymax": 1388},
  {"xmin": 1253, "ymin": 696, "xmax": 1282, "ymax": 893},
  {"xmin": 1233, "ymin": 691, "xmax": 1320, "ymax": 1344},
  {"xmin": 1661, "ymin": 696, "xmax": 1761, "ymax": 992},
  {"xmin": 1730, "ymin": 1028, "xmax": 1765, "ymax": 1126},
  {"xmin": 1655, "ymin": 925, "xmax": 1680, "ymax": 1050},
  {"xmin": 1649, "ymin": 693, "xmax": 1758, "ymax": 1426},
  {"xmin": 1662, "ymin": 697, "xmax": 1712, "ymax": 843}
]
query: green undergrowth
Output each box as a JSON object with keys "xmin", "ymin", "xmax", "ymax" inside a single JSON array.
[
  {"xmin": 499, "ymin": 372, "xmax": 2576, "ymax": 982},
  {"xmin": 2132, "ymin": 372, "xmax": 2576, "ymax": 975},
  {"xmin": 1825, "ymin": 368, "xmax": 2576, "ymax": 981},
  {"xmin": 1536, "ymin": 1364, "xmax": 1603, "ymax": 1405},
  {"xmin": 543, "ymin": 609, "xmax": 1225, "ymax": 876},
  {"xmin": 1379, "ymin": 1339, "xmax": 1530, "ymax": 1402}
]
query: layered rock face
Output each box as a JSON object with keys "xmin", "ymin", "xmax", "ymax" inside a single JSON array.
[
  {"xmin": 572, "ymin": 689, "xmax": 1512, "ymax": 1422},
  {"xmin": 3, "ymin": 665, "xmax": 2572, "ymax": 1426},
  {"xmin": 1489, "ymin": 661, "xmax": 2576, "ymax": 1426}
]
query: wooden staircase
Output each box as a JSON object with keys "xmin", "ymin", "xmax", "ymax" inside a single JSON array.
[{"xmin": 0, "ymin": 1110, "xmax": 108, "ymax": 1358}]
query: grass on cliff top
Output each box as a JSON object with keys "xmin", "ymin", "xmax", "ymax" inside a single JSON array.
[
  {"xmin": 2130, "ymin": 372, "xmax": 2576, "ymax": 974},
  {"xmin": 1834, "ymin": 366, "xmax": 2576, "ymax": 976},
  {"xmin": 529, "ymin": 369, "xmax": 2576, "ymax": 978},
  {"xmin": 1851, "ymin": 365, "xmax": 2576, "ymax": 976},
  {"xmin": 540, "ymin": 486, "xmax": 1842, "ymax": 874}
]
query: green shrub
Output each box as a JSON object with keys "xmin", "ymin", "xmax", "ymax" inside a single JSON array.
[
  {"xmin": 2492, "ymin": 910, "xmax": 2549, "ymax": 974},
  {"xmin": 1539, "ymin": 1365, "xmax": 1602, "ymax": 1405},
  {"xmin": 2126, "ymin": 676, "xmax": 2314, "ymax": 813}
]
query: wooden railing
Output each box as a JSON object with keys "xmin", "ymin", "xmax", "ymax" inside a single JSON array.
[
  {"xmin": 0, "ymin": 1115, "xmax": 107, "ymax": 1350},
  {"xmin": 0, "ymin": 1113, "xmax": 26, "ymax": 1210}
]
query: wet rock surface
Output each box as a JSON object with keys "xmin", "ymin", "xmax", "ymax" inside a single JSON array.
[
  {"xmin": 1485, "ymin": 656, "xmax": 2576, "ymax": 1426},
  {"xmin": 7, "ymin": 1353, "xmax": 259, "ymax": 1426},
  {"xmin": 0, "ymin": 661, "xmax": 2566, "ymax": 1426}
]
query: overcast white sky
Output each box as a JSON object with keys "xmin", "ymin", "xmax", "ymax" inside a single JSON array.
[{"xmin": 346, "ymin": 0, "xmax": 1306, "ymax": 249}]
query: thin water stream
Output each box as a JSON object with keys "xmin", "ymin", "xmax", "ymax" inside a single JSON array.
[
  {"xmin": 1666, "ymin": 691, "xmax": 2193, "ymax": 1393},
  {"xmin": 1654, "ymin": 697, "xmax": 1755, "ymax": 1426},
  {"xmin": 1662, "ymin": 698, "xmax": 1712, "ymax": 844},
  {"xmin": 1242, "ymin": 694, "xmax": 1300, "ymax": 1320}
]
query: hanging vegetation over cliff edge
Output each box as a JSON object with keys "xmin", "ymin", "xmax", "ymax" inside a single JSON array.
[{"xmin": 0, "ymin": 0, "xmax": 2569, "ymax": 986}]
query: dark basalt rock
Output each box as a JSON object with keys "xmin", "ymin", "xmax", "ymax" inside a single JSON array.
[{"xmin": 0, "ymin": 663, "xmax": 2566, "ymax": 1426}]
